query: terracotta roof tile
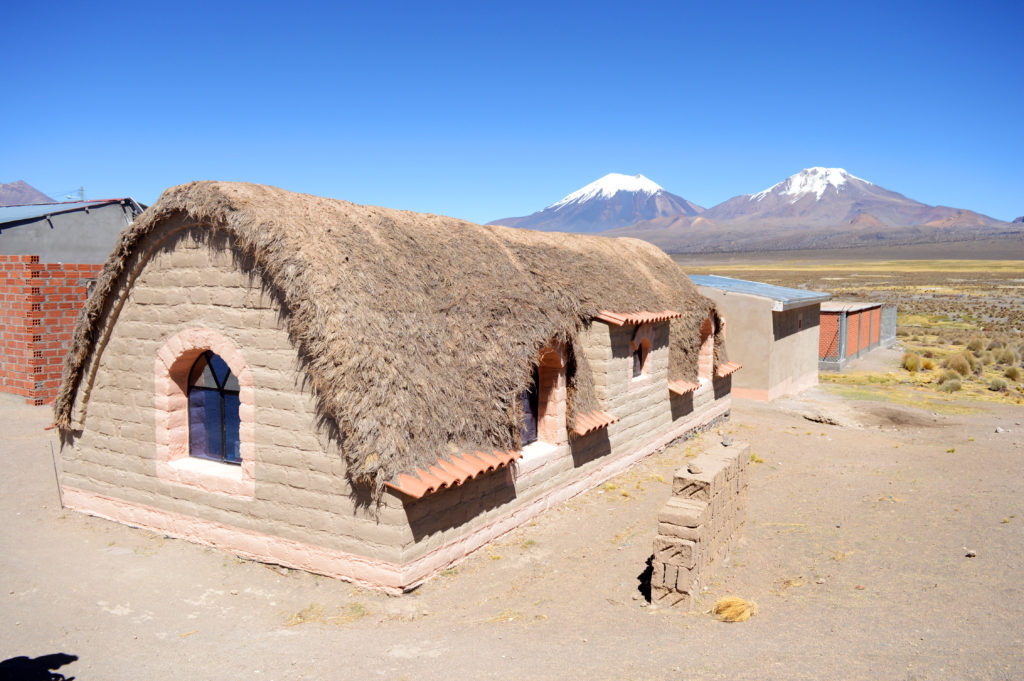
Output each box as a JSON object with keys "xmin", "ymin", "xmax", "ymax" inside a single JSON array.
[
  {"xmin": 668, "ymin": 380, "xmax": 699, "ymax": 396},
  {"xmin": 594, "ymin": 310, "xmax": 683, "ymax": 326},
  {"xmin": 385, "ymin": 450, "xmax": 521, "ymax": 499},
  {"xmin": 571, "ymin": 410, "xmax": 619, "ymax": 437},
  {"xmin": 716, "ymin": 361, "xmax": 742, "ymax": 378}
]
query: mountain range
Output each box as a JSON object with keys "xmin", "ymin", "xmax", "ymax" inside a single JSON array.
[
  {"xmin": 489, "ymin": 168, "xmax": 1020, "ymax": 254},
  {"xmin": 0, "ymin": 180, "xmax": 54, "ymax": 206}
]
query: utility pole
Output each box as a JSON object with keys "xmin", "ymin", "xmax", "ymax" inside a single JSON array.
[{"xmin": 78, "ymin": 187, "xmax": 84, "ymax": 201}]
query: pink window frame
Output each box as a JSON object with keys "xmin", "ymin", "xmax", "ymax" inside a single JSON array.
[{"xmin": 154, "ymin": 328, "xmax": 256, "ymax": 498}]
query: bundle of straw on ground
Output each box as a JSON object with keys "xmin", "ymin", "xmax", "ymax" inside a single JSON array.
[
  {"xmin": 55, "ymin": 182, "xmax": 722, "ymax": 492},
  {"xmin": 712, "ymin": 596, "xmax": 758, "ymax": 622}
]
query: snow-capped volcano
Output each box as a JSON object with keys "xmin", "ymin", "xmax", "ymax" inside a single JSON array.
[
  {"xmin": 751, "ymin": 167, "xmax": 869, "ymax": 202},
  {"xmin": 702, "ymin": 167, "xmax": 973, "ymax": 226},
  {"xmin": 549, "ymin": 173, "xmax": 665, "ymax": 208},
  {"xmin": 488, "ymin": 173, "xmax": 703, "ymax": 233}
]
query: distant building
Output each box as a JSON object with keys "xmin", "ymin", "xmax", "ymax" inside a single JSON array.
[
  {"xmin": 819, "ymin": 302, "xmax": 897, "ymax": 371},
  {"xmin": 0, "ymin": 198, "xmax": 144, "ymax": 264},
  {"xmin": 689, "ymin": 275, "xmax": 830, "ymax": 401},
  {"xmin": 0, "ymin": 199, "xmax": 144, "ymax": 403}
]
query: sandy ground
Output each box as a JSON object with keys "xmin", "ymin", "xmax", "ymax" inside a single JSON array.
[{"xmin": 2, "ymin": 361, "xmax": 1023, "ymax": 680}]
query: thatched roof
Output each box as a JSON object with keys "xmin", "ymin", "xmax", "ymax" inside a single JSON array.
[{"xmin": 55, "ymin": 182, "xmax": 719, "ymax": 491}]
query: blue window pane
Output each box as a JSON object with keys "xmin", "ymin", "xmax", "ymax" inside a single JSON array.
[
  {"xmin": 223, "ymin": 392, "xmax": 241, "ymax": 463},
  {"xmin": 187, "ymin": 351, "xmax": 242, "ymax": 465},
  {"xmin": 189, "ymin": 388, "xmax": 223, "ymax": 461},
  {"xmin": 209, "ymin": 353, "xmax": 231, "ymax": 389},
  {"xmin": 520, "ymin": 365, "xmax": 540, "ymax": 446}
]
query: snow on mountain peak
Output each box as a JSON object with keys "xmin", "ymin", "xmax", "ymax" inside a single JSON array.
[
  {"xmin": 752, "ymin": 167, "xmax": 870, "ymax": 202},
  {"xmin": 549, "ymin": 173, "xmax": 664, "ymax": 209}
]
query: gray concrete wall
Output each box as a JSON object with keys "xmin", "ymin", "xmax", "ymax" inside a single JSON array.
[
  {"xmin": 695, "ymin": 288, "xmax": 772, "ymax": 397},
  {"xmin": 0, "ymin": 202, "xmax": 137, "ymax": 264},
  {"xmin": 767, "ymin": 306, "xmax": 820, "ymax": 399}
]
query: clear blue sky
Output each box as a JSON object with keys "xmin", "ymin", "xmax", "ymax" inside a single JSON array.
[{"xmin": 4, "ymin": 1, "xmax": 1022, "ymax": 222}]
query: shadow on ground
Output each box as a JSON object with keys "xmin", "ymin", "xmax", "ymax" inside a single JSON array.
[{"xmin": 0, "ymin": 653, "xmax": 78, "ymax": 681}]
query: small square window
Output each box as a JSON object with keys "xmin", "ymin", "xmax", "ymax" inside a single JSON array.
[{"xmin": 632, "ymin": 346, "xmax": 644, "ymax": 378}]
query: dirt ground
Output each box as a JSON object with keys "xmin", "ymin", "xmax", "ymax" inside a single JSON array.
[{"xmin": 2, "ymin": 351, "xmax": 1023, "ymax": 680}]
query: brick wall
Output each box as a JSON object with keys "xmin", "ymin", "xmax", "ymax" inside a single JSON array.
[
  {"xmin": 0, "ymin": 255, "xmax": 100, "ymax": 405},
  {"xmin": 859, "ymin": 309, "xmax": 871, "ymax": 353},
  {"xmin": 845, "ymin": 311, "xmax": 860, "ymax": 357},
  {"xmin": 819, "ymin": 312, "xmax": 840, "ymax": 364},
  {"xmin": 870, "ymin": 307, "xmax": 881, "ymax": 345}
]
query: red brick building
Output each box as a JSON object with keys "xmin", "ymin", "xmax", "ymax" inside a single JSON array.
[
  {"xmin": 819, "ymin": 301, "xmax": 897, "ymax": 370},
  {"xmin": 0, "ymin": 198, "xmax": 143, "ymax": 403}
]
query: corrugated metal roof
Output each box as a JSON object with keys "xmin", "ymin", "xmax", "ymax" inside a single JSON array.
[
  {"xmin": 594, "ymin": 310, "xmax": 683, "ymax": 326},
  {"xmin": 688, "ymin": 274, "xmax": 831, "ymax": 311},
  {"xmin": 0, "ymin": 199, "xmax": 140, "ymax": 225}
]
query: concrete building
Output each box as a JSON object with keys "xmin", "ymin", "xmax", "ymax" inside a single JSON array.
[
  {"xmin": 0, "ymin": 199, "xmax": 144, "ymax": 403},
  {"xmin": 819, "ymin": 301, "xmax": 897, "ymax": 370},
  {"xmin": 689, "ymin": 275, "xmax": 830, "ymax": 401},
  {"xmin": 54, "ymin": 181, "xmax": 740, "ymax": 592},
  {"xmin": 0, "ymin": 199, "xmax": 145, "ymax": 264}
]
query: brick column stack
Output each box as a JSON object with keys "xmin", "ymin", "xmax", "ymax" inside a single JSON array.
[{"xmin": 650, "ymin": 439, "xmax": 750, "ymax": 608}]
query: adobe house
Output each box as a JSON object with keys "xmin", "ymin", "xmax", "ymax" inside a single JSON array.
[
  {"xmin": 54, "ymin": 182, "xmax": 739, "ymax": 592},
  {"xmin": 0, "ymin": 199, "xmax": 144, "ymax": 404},
  {"xmin": 819, "ymin": 301, "xmax": 897, "ymax": 370},
  {"xmin": 689, "ymin": 275, "xmax": 830, "ymax": 401}
]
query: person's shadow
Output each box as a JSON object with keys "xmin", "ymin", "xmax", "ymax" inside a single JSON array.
[{"xmin": 0, "ymin": 653, "xmax": 78, "ymax": 681}]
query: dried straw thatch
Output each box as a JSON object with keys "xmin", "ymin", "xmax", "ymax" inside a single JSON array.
[
  {"xmin": 711, "ymin": 596, "xmax": 758, "ymax": 622},
  {"xmin": 55, "ymin": 182, "xmax": 720, "ymax": 490}
]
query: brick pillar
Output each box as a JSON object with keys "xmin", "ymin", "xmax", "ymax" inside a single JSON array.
[
  {"xmin": 650, "ymin": 441, "xmax": 750, "ymax": 608},
  {"xmin": 0, "ymin": 256, "xmax": 100, "ymax": 404}
]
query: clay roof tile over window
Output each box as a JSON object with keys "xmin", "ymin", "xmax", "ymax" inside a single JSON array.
[
  {"xmin": 668, "ymin": 380, "xmax": 699, "ymax": 396},
  {"xmin": 716, "ymin": 361, "xmax": 742, "ymax": 378},
  {"xmin": 385, "ymin": 451, "xmax": 521, "ymax": 499},
  {"xmin": 570, "ymin": 410, "xmax": 619, "ymax": 437},
  {"xmin": 593, "ymin": 310, "xmax": 683, "ymax": 326}
]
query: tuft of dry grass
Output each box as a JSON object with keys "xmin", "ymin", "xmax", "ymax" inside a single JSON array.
[
  {"xmin": 901, "ymin": 352, "xmax": 922, "ymax": 372},
  {"xmin": 944, "ymin": 353, "xmax": 972, "ymax": 377},
  {"xmin": 711, "ymin": 596, "xmax": 758, "ymax": 622},
  {"xmin": 967, "ymin": 336, "xmax": 987, "ymax": 352}
]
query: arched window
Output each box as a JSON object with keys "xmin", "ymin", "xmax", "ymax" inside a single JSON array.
[
  {"xmin": 698, "ymin": 316, "xmax": 715, "ymax": 381},
  {"xmin": 631, "ymin": 324, "xmax": 653, "ymax": 378},
  {"xmin": 187, "ymin": 350, "xmax": 241, "ymax": 464},
  {"xmin": 519, "ymin": 365, "xmax": 541, "ymax": 445}
]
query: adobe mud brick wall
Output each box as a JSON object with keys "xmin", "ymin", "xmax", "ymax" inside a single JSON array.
[
  {"xmin": 650, "ymin": 439, "xmax": 750, "ymax": 608},
  {"xmin": 0, "ymin": 255, "xmax": 100, "ymax": 404}
]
